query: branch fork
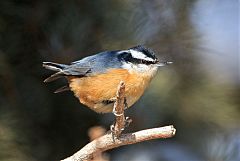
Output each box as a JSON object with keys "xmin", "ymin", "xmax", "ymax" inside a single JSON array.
[
  {"xmin": 61, "ymin": 81, "xmax": 176, "ymax": 161},
  {"xmin": 111, "ymin": 81, "xmax": 128, "ymax": 137}
]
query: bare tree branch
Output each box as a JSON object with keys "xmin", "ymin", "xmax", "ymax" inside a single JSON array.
[
  {"xmin": 61, "ymin": 81, "xmax": 176, "ymax": 161},
  {"xmin": 61, "ymin": 125, "xmax": 176, "ymax": 161},
  {"xmin": 112, "ymin": 81, "xmax": 126, "ymax": 137}
]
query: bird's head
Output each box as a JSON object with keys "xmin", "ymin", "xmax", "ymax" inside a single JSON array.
[{"xmin": 118, "ymin": 45, "xmax": 172, "ymax": 76}]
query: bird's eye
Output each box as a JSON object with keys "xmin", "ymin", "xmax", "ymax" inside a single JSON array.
[{"xmin": 139, "ymin": 59, "xmax": 155, "ymax": 65}]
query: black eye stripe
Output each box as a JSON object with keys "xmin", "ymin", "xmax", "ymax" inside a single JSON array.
[
  {"xmin": 118, "ymin": 51, "xmax": 158, "ymax": 65},
  {"xmin": 125, "ymin": 56, "xmax": 156, "ymax": 64},
  {"xmin": 132, "ymin": 58, "xmax": 157, "ymax": 65}
]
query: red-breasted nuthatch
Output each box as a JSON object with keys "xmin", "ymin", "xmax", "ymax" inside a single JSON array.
[{"xmin": 43, "ymin": 45, "xmax": 172, "ymax": 113}]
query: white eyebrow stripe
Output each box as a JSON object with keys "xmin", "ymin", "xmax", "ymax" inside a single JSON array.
[
  {"xmin": 129, "ymin": 49, "xmax": 154, "ymax": 61},
  {"xmin": 117, "ymin": 50, "xmax": 129, "ymax": 54}
]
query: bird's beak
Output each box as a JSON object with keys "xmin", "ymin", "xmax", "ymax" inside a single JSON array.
[{"xmin": 156, "ymin": 61, "xmax": 173, "ymax": 67}]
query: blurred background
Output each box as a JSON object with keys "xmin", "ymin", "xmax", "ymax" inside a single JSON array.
[{"xmin": 0, "ymin": 0, "xmax": 239, "ymax": 161}]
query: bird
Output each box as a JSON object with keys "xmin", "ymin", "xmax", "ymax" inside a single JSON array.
[{"xmin": 43, "ymin": 45, "xmax": 172, "ymax": 113}]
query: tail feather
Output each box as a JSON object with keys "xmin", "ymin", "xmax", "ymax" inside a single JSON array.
[
  {"xmin": 43, "ymin": 62, "xmax": 68, "ymax": 71},
  {"xmin": 43, "ymin": 62, "xmax": 71, "ymax": 93},
  {"xmin": 43, "ymin": 62, "xmax": 69, "ymax": 82},
  {"xmin": 43, "ymin": 61, "xmax": 90, "ymax": 93},
  {"xmin": 54, "ymin": 85, "xmax": 70, "ymax": 93},
  {"xmin": 43, "ymin": 72, "xmax": 64, "ymax": 83}
]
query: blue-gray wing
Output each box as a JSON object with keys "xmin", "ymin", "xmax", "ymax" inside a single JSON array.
[
  {"xmin": 43, "ymin": 50, "xmax": 123, "ymax": 83},
  {"xmin": 70, "ymin": 50, "xmax": 123, "ymax": 75}
]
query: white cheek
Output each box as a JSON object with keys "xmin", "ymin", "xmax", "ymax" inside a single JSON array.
[
  {"xmin": 122, "ymin": 63, "xmax": 158, "ymax": 77},
  {"xmin": 121, "ymin": 62, "xmax": 132, "ymax": 70},
  {"xmin": 136, "ymin": 64, "xmax": 151, "ymax": 72}
]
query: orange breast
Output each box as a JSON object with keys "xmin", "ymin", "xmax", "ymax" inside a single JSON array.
[{"xmin": 68, "ymin": 69, "xmax": 152, "ymax": 113}]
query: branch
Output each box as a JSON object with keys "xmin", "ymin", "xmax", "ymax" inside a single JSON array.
[
  {"xmin": 112, "ymin": 81, "xmax": 126, "ymax": 137},
  {"xmin": 61, "ymin": 125, "xmax": 176, "ymax": 161},
  {"xmin": 61, "ymin": 81, "xmax": 176, "ymax": 161}
]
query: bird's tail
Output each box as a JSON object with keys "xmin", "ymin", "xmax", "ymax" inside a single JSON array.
[
  {"xmin": 43, "ymin": 62, "xmax": 68, "ymax": 71},
  {"xmin": 43, "ymin": 62, "xmax": 70, "ymax": 93},
  {"xmin": 43, "ymin": 62, "xmax": 69, "ymax": 83}
]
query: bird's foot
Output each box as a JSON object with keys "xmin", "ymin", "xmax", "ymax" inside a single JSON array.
[
  {"xmin": 123, "ymin": 116, "xmax": 132, "ymax": 129},
  {"xmin": 110, "ymin": 116, "xmax": 132, "ymax": 134},
  {"xmin": 124, "ymin": 97, "xmax": 128, "ymax": 110}
]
